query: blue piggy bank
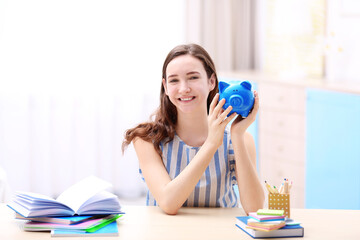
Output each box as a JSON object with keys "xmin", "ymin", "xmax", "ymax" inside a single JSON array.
[{"xmin": 218, "ymin": 80, "xmax": 254, "ymax": 117}]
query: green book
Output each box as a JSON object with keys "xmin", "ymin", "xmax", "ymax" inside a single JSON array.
[
  {"xmin": 257, "ymin": 209, "xmax": 285, "ymax": 216},
  {"xmin": 86, "ymin": 214, "xmax": 122, "ymax": 233}
]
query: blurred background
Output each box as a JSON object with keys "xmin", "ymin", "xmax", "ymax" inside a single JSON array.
[{"xmin": 1, "ymin": 0, "xmax": 359, "ymax": 209}]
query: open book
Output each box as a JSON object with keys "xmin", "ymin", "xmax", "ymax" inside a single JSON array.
[{"xmin": 8, "ymin": 176, "xmax": 123, "ymax": 217}]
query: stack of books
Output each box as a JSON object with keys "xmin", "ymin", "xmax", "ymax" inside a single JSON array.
[
  {"xmin": 236, "ymin": 209, "xmax": 304, "ymax": 238},
  {"xmin": 7, "ymin": 176, "xmax": 124, "ymax": 237},
  {"xmin": 17, "ymin": 213, "xmax": 122, "ymax": 237}
]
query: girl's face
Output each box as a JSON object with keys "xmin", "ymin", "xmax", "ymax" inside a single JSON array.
[{"xmin": 163, "ymin": 54, "xmax": 215, "ymax": 115}]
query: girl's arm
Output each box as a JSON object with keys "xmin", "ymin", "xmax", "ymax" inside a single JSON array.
[
  {"xmin": 232, "ymin": 132, "xmax": 264, "ymax": 214},
  {"xmin": 231, "ymin": 91, "xmax": 265, "ymax": 214},
  {"xmin": 134, "ymin": 137, "xmax": 217, "ymax": 215},
  {"xmin": 134, "ymin": 94, "xmax": 236, "ymax": 215}
]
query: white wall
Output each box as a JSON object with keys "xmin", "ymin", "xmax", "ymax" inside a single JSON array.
[
  {"xmin": 325, "ymin": 0, "xmax": 360, "ymax": 82},
  {"xmin": 0, "ymin": 0, "xmax": 185, "ymax": 200}
]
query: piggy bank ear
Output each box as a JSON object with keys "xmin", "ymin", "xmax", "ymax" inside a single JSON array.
[
  {"xmin": 219, "ymin": 81, "xmax": 230, "ymax": 93},
  {"xmin": 240, "ymin": 81, "xmax": 252, "ymax": 91}
]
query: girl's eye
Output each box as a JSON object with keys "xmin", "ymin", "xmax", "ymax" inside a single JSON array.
[
  {"xmin": 189, "ymin": 76, "xmax": 199, "ymax": 80},
  {"xmin": 168, "ymin": 79, "xmax": 178, "ymax": 83}
]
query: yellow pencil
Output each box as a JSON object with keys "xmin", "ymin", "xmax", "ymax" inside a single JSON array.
[{"xmin": 265, "ymin": 181, "xmax": 276, "ymax": 194}]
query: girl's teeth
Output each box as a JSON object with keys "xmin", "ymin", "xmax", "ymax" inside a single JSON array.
[{"xmin": 181, "ymin": 97, "xmax": 192, "ymax": 101}]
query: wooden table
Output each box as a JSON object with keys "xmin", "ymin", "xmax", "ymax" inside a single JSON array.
[{"xmin": 1, "ymin": 204, "xmax": 360, "ymax": 239}]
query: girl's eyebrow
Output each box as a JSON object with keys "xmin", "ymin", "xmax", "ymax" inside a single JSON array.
[
  {"xmin": 187, "ymin": 71, "xmax": 200, "ymax": 75},
  {"xmin": 167, "ymin": 74, "xmax": 178, "ymax": 79},
  {"xmin": 168, "ymin": 71, "xmax": 200, "ymax": 79}
]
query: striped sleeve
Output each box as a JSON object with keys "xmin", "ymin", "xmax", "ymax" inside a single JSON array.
[
  {"xmin": 139, "ymin": 168, "xmax": 145, "ymax": 182},
  {"xmin": 228, "ymin": 138, "xmax": 237, "ymax": 186}
]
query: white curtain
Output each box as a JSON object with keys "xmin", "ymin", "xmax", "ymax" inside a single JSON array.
[
  {"xmin": 185, "ymin": 0, "xmax": 256, "ymax": 71},
  {"xmin": 0, "ymin": 0, "xmax": 185, "ymax": 200}
]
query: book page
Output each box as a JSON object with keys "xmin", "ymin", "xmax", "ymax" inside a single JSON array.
[
  {"xmin": 56, "ymin": 176, "xmax": 112, "ymax": 213},
  {"xmin": 17, "ymin": 191, "xmax": 56, "ymax": 201},
  {"xmin": 77, "ymin": 191, "xmax": 121, "ymax": 214}
]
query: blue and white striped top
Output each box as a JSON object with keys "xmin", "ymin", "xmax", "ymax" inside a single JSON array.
[{"xmin": 140, "ymin": 129, "xmax": 239, "ymax": 208}]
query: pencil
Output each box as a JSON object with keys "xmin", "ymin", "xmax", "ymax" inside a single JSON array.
[
  {"xmin": 284, "ymin": 180, "xmax": 289, "ymax": 194},
  {"xmin": 264, "ymin": 181, "xmax": 275, "ymax": 194},
  {"xmin": 279, "ymin": 183, "xmax": 284, "ymax": 194}
]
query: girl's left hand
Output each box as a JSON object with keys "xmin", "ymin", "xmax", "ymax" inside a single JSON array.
[{"xmin": 230, "ymin": 90, "xmax": 259, "ymax": 136}]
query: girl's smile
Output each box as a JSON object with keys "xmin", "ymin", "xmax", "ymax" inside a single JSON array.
[{"xmin": 178, "ymin": 96, "xmax": 195, "ymax": 102}]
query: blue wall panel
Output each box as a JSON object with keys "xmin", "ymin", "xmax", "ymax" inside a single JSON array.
[{"xmin": 306, "ymin": 89, "xmax": 360, "ymax": 209}]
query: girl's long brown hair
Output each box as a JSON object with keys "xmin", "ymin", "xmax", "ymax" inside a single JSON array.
[{"xmin": 122, "ymin": 44, "xmax": 219, "ymax": 156}]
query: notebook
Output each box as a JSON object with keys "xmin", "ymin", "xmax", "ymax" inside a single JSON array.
[
  {"xmin": 51, "ymin": 221, "xmax": 119, "ymax": 237},
  {"xmin": 15, "ymin": 213, "xmax": 100, "ymax": 225},
  {"xmin": 23, "ymin": 214, "xmax": 121, "ymax": 231},
  {"xmin": 236, "ymin": 216, "xmax": 304, "ymax": 238},
  {"xmin": 249, "ymin": 212, "xmax": 285, "ymax": 222}
]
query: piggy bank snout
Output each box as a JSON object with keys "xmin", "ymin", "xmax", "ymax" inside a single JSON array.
[{"xmin": 229, "ymin": 95, "xmax": 244, "ymax": 107}]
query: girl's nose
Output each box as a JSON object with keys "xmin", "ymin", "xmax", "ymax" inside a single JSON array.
[{"xmin": 179, "ymin": 81, "xmax": 190, "ymax": 93}]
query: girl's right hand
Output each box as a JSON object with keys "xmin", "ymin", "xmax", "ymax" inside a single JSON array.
[{"xmin": 206, "ymin": 93, "xmax": 237, "ymax": 149}]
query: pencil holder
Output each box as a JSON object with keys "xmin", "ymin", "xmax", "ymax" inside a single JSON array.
[{"xmin": 268, "ymin": 193, "xmax": 290, "ymax": 218}]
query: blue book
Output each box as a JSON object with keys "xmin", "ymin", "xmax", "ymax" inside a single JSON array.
[
  {"xmin": 236, "ymin": 216, "xmax": 304, "ymax": 238},
  {"xmin": 15, "ymin": 213, "xmax": 107, "ymax": 225},
  {"xmin": 51, "ymin": 221, "xmax": 119, "ymax": 237}
]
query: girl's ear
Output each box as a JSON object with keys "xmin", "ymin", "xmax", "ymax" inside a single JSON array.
[
  {"xmin": 162, "ymin": 78, "xmax": 168, "ymax": 95},
  {"xmin": 209, "ymin": 73, "xmax": 216, "ymax": 91}
]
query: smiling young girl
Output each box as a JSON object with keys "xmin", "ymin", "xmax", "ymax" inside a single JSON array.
[{"xmin": 122, "ymin": 44, "xmax": 264, "ymax": 215}]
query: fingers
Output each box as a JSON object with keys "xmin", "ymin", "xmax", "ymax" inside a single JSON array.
[
  {"xmin": 209, "ymin": 93, "xmax": 220, "ymax": 115},
  {"xmin": 213, "ymin": 97, "xmax": 226, "ymax": 117},
  {"xmin": 209, "ymin": 93, "xmax": 238, "ymax": 126},
  {"xmin": 217, "ymin": 104, "xmax": 233, "ymax": 122},
  {"xmin": 223, "ymin": 112, "xmax": 237, "ymax": 125},
  {"xmin": 253, "ymin": 90, "xmax": 259, "ymax": 112},
  {"xmin": 247, "ymin": 90, "xmax": 259, "ymax": 120}
]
